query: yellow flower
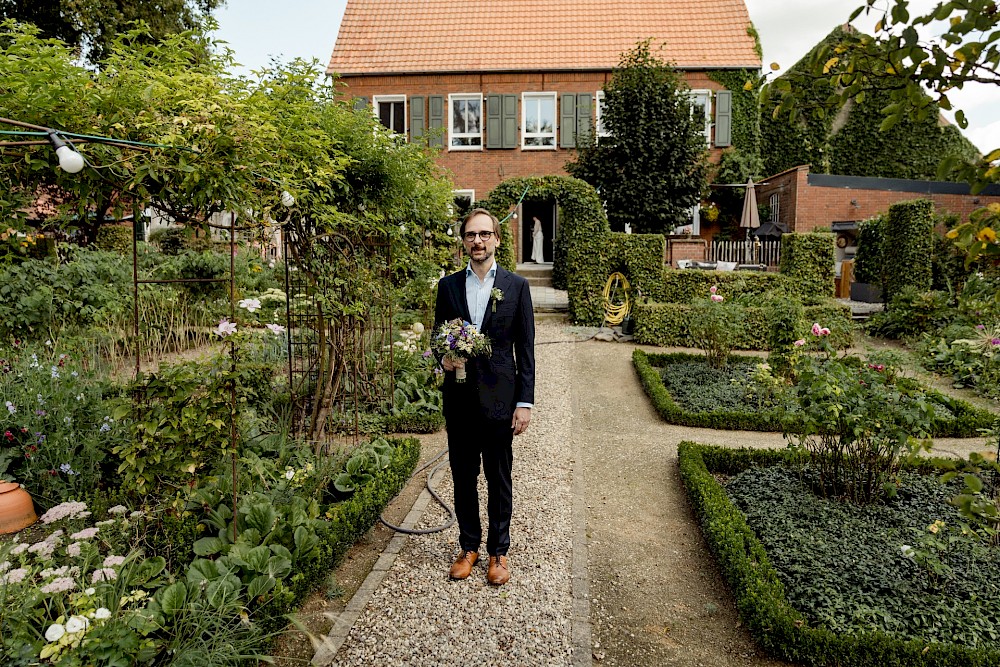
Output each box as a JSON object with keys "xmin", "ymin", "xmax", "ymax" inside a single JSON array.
[
  {"xmin": 927, "ymin": 523, "xmax": 939, "ymax": 534},
  {"xmin": 976, "ymin": 227, "xmax": 997, "ymax": 242},
  {"xmin": 945, "ymin": 229, "xmax": 959, "ymax": 239},
  {"xmin": 987, "ymin": 202, "xmax": 1000, "ymax": 214}
]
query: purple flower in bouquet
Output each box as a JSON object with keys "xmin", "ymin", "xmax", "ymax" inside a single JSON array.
[{"xmin": 432, "ymin": 318, "xmax": 492, "ymax": 383}]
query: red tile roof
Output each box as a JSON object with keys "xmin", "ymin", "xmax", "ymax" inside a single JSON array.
[{"xmin": 327, "ymin": 0, "xmax": 761, "ymax": 76}]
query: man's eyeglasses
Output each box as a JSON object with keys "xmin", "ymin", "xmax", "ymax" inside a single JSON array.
[{"xmin": 463, "ymin": 230, "xmax": 495, "ymax": 242}]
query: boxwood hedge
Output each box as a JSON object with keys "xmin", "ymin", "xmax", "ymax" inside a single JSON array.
[
  {"xmin": 634, "ymin": 350, "xmax": 997, "ymax": 437},
  {"xmin": 679, "ymin": 441, "xmax": 1000, "ymax": 667},
  {"xmin": 632, "ymin": 300, "xmax": 854, "ymax": 350}
]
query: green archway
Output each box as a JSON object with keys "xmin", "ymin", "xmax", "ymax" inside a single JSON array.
[{"xmin": 482, "ymin": 175, "xmax": 610, "ymax": 324}]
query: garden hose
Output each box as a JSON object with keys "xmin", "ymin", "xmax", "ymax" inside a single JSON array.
[
  {"xmin": 603, "ymin": 272, "xmax": 630, "ymax": 326},
  {"xmin": 378, "ymin": 448, "xmax": 456, "ymax": 534}
]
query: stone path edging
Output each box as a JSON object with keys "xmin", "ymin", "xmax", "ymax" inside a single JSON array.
[{"xmin": 311, "ymin": 485, "xmax": 436, "ymax": 665}]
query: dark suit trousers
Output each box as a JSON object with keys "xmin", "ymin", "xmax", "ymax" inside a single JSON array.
[{"xmin": 445, "ymin": 387, "xmax": 514, "ymax": 557}]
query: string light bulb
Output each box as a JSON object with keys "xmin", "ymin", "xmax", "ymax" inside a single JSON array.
[{"xmin": 47, "ymin": 132, "xmax": 84, "ymax": 174}]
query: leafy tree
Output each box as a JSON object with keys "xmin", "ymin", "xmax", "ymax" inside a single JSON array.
[
  {"xmin": 566, "ymin": 41, "xmax": 709, "ymax": 234},
  {"xmin": 0, "ymin": 0, "xmax": 224, "ymax": 65},
  {"xmin": 0, "ymin": 19, "xmax": 458, "ymax": 441}
]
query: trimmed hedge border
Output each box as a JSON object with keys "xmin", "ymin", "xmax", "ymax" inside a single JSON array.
[
  {"xmin": 634, "ymin": 350, "xmax": 997, "ymax": 437},
  {"xmin": 780, "ymin": 232, "xmax": 836, "ymax": 300},
  {"xmin": 678, "ymin": 441, "xmax": 1000, "ymax": 667},
  {"xmin": 384, "ymin": 412, "xmax": 444, "ymax": 434},
  {"xmin": 287, "ymin": 436, "xmax": 420, "ymax": 605},
  {"xmin": 660, "ymin": 269, "xmax": 792, "ymax": 304},
  {"xmin": 633, "ymin": 349, "xmax": 781, "ymax": 431},
  {"xmin": 632, "ymin": 300, "xmax": 854, "ymax": 351}
]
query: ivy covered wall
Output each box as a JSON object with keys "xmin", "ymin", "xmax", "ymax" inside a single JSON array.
[{"xmin": 760, "ymin": 26, "xmax": 980, "ymax": 180}]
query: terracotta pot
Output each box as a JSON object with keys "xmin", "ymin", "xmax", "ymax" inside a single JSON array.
[{"xmin": 0, "ymin": 482, "xmax": 38, "ymax": 534}]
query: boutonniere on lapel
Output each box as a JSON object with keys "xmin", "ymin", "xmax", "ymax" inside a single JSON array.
[{"xmin": 491, "ymin": 287, "xmax": 504, "ymax": 313}]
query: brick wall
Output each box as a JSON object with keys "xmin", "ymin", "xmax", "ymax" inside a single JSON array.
[
  {"xmin": 338, "ymin": 70, "xmax": 728, "ymax": 199},
  {"xmin": 666, "ymin": 238, "xmax": 707, "ymax": 267},
  {"xmin": 757, "ymin": 165, "xmax": 1000, "ymax": 233}
]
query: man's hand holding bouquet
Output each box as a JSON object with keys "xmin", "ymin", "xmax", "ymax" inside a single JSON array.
[{"xmin": 432, "ymin": 318, "xmax": 492, "ymax": 383}]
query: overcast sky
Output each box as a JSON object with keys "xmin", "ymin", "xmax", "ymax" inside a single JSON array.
[{"xmin": 212, "ymin": 0, "xmax": 997, "ymax": 155}]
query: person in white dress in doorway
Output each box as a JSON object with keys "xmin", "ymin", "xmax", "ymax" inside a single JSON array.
[{"xmin": 530, "ymin": 216, "xmax": 544, "ymax": 263}]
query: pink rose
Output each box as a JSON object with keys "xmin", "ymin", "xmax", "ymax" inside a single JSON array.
[
  {"xmin": 820, "ymin": 327, "xmax": 831, "ymax": 336},
  {"xmin": 793, "ymin": 339, "xmax": 806, "ymax": 347},
  {"xmin": 710, "ymin": 294, "xmax": 724, "ymax": 302},
  {"xmin": 811, "ymin": 323, "xmax": 822, "ymax": 336},
  {"xmin": 709, "ymin": 285, "xmax": 718, "ymax": 294}
]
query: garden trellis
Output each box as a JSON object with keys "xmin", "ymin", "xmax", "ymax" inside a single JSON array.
[{"xmin": 281, "ymin": 210, "xmax": 395, "ymax": 449}]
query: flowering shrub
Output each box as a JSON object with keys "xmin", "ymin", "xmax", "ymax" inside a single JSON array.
[
  {"xmin": 688, "ymin": 286, "xmax": 743, "ymax": 368},
  {"xmin": 783, "ymin": 326, "xmax": 937, "ymax": 503},
  {"xmin": 0, "ymin": 502, "xmax": 169, "ymax": 664},
  {"xmin": 0, "ymin": 344, "xmax": 124, "ymax": 500}
]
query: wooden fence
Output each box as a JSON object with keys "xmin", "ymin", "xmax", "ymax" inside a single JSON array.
[{"xmin": 709, "ymin": 238, "xmax": 781, "ymax": 268}]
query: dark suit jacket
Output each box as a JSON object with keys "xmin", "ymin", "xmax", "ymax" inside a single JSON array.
[{"xmin": 434, "ymin": 265, "xmax": 535, "ymax": 421}]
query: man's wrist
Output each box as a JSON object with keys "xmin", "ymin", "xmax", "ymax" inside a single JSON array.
[{"xmin": 515, "ymin": 402, "xmax": 532, "ymax": 410}]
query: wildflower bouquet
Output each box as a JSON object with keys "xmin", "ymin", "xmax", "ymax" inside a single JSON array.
[{"xmin": 432, "ymin": 318, "xmax": 491, "ymax": 383}]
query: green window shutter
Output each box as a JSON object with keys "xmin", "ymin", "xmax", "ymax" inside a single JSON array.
[
  {"xmin": 410, "ymin": 96, "xmax": 425, "ymax": 140},
  {"xmin": 501, "ymin": 94, "xmax": 517, "ymax": 149},
  {"xmin": 575, "ymin": 93, "xmax": 593, "ymax": 146},
  {"xmin": 486, "ymin": 94, "xmax": 502, "ymax": 149},
  {"xmin": 714, "ymin": 90, "xmax": 732, "ymax": 147},
  {"xmin": 428, "ymin": 95, "xmax": 444, "ymax": 148},
  {"xmin": 352, "ymin": 96, "xmax": 369, "ymax": 111},
  {"xmin": 560, "ymin": 93, "xmax": 577, "ymax": 148}
]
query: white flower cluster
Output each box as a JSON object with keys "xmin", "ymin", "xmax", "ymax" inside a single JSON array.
[
  {"xmin": 393, "ymin": 323, "xmax": 425, "ymax": 354},
  {"xmin": 40, "ymin": 501, "xmax": 90, "ymax": 524}
]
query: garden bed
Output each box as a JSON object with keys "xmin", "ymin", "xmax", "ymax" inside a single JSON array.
[
  {"xmin": 633, "ymin": 349, "xmax": 998, "ymax": 437},
  {"xmin": 679, "ymin": 441, "xmax": 1000, "ymax": 667}
]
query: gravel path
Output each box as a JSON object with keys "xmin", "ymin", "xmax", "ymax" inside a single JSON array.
[
  {"xmin": 315, "ymin": 324, "xmax": 582, "ymax": 666},
  {"xmin": 312, "ymin": 326, "xmax": 996, "ymax": 667}
]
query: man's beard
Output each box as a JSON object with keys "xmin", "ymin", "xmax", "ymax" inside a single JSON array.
[{"xmin": 470, "ymin": 245, "xmax": 495, "ymax": 263}]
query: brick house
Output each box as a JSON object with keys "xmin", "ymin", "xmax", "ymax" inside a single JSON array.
[
  {"xmin": 755, "ymin": 164, "xmax": 1000, "ymax": 287},
  {"xmin": 326, "ymin": 0, "xmax": 760, "ymax": 261}
]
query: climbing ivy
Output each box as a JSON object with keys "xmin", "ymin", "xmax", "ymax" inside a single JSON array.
[
  {"xmin": 707, "ymin": 69, "xmax": 761, "ymax": 160},
  {"xmin": 708, "ymin": 68, "xmax": 765, "ymax": 236},
  {"xmin": 761, "ymin": 26, "xmax": 980, "ymax": 180},
  {"xmin": 482, "ymin": 176, "xmax": 610, "ymax": 325}
]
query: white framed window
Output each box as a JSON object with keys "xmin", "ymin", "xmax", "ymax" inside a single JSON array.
[
  {"xmin": 448, "ymin": 94, "xmax": 483, "ymax": 150},
  {"xmin": 769, "ymin": 193, "xmax": 780, "ymax": 223},
  {"xmin": 522, "ymin": 92, "xmax": 557, "ymax": 149},
  {"xmin": 373, "ymin": 95, "xmax": 406, "ymax": 135},
  {"xmin": 595, "ymin": 90, "xmax": 610, "ymax": 138},
  {"xmin": 687, "ymin": 89, "xmax": 712, "ymax": 146}
]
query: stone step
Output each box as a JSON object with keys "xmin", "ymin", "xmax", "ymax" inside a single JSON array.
[
  {"xmin": 534, "ymin": 311, "xmax": 569, "ymax": 325},
  {"xmin": 516, "ymin": 262, "xmax": 554, "ymax": 277},
  {"xmin": 526, "ymin": 275, "xmax": 553, "ymax": 287}
]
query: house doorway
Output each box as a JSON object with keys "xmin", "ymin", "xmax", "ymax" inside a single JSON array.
[{"xmin": 520, "ymin": 201, "xmax": 556, "ymax": 264}]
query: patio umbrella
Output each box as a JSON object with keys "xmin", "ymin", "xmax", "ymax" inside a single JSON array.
[{"xmin": 739, "ymin": 178, "xmax": 760, "ymax": 262}]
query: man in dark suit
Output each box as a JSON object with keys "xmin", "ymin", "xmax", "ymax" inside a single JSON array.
[{"xmin": 434, "ymin": 208, "xmax": 535, "ymax": 586}]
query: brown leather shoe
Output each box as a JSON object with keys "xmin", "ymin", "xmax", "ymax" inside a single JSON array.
[
  {"xmin": 449, "ymin": 550, "xmax": 479, "ymax": 580},
  {"xmin": 487, "ymin": 555, "xmax": 510, "ymax": 586}
]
